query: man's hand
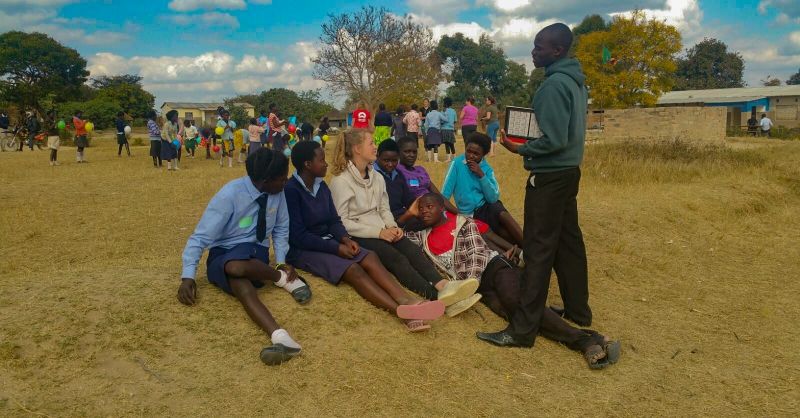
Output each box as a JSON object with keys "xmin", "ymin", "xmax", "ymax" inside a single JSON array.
[
  {"xmin": 277, "ymin": 264, "xmax": 298, "ymax": 282},
  {"xmin": 467, "ymin": 160, "xmax": 485, "ymax": 178},
  {"xmin": 177, "ymin": 278, "xmax": 197, "ymax": 305},
  {"xmin": 406, "ymin": 197, "xmax": 421, "ymax": 217},
  {"xmin": 499, "ymin": 129, "xmax": 521, "ymax": 154},
  {"xmin": 343, "ymin": 236, "xmax": 360, "ymax": 254}
]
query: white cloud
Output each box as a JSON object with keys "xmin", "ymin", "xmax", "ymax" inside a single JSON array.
[
  {"xmin": 758, "ymin": 0, "xmax": 800, "ymax": 23},
  {"xmin": 0, "ymin": 0, "xmax": 73, "ymax": 6},
  {"xmin": 166, "ymin": 11, "xmax": 240, "ymax": 29},
  {"xmin": 234, "ymin": 55, "xmax": 276, "ymax": 74},
  {"xmin": 430, "ymin": 21, "xmax": 488, "ymax": 41},
  {"xmin": 167, "ymin": 0, "xmax": 246, "ymax": 12},
  {"xmin": 406, "ymin": 0, "xmax": 469, "ymax": 24}
]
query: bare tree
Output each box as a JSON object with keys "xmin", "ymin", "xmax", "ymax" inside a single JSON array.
[{"xmin": 313, "ymin": 6, "xmax": 442, "ymax": 113}]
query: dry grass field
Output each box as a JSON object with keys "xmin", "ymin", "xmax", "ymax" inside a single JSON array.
[{"xmin": 1, "ymin": 132, "xmax": 798, "ymax": 417}]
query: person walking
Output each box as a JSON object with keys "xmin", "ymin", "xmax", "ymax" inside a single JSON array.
[
  {"xmin": 459, "ymin": 97, "xmax": 478, "ymax": 147},
  {"xmin": 477, "ymin": 23, "xmax": 593, "ymax": 348},
  {"xmin": 760, "ymin": 113, "xmax": 773, "ymax": 138}
]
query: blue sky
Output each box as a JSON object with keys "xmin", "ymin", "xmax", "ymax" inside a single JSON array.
[{"xmin": 1, "ymin": 0, "xmax": 798, "ymax": 107}]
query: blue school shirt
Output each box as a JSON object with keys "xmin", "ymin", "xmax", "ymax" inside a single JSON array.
[
  {"xmin": 181, "ymin": 176, "xmax": 289, "ymax": 279},
  {"xmin": 443, "ymin": 108, "xmax": 457, "ymax": 130},
  {"xmin": 441, "ymin": 154, "xmax": 500, "ymax": 215}
]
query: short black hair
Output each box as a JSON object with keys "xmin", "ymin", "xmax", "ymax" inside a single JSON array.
[
  {"xmin": 250, "ymin": 118, "xmax": 258, "ymax": 125},
  {"xmin": 420, "ymin": 192, "xmax": 444, "ymax": 206},
  {"xmin": 117, "ymin": 111, "xmax": 124, "ymax": 117},
  {"xmin": 411, "ymin": 104, "xmax": 418, "ymax": 110},
  {"xmin": 146, "ymin": 110, "xmax": 156, "ymax": 119},
  {"xmin": 246, "ymin": 148, "xmax": 289, "ymax": 182},
  {"xmin": 221, "ymin": 110, "xmax": 230, "ymax": 116},
  {"xmin": 429, "ymin": 100, "xmax": 438, "ymax": 110},
  {"xmin": 541, "ymin": 22, "xmax": 573, "ymax": 51},
  {"xmin": 166, "ymin": 109, "xmax": 178, "ymax": 120},
  {"xmin": 269, "ymin": 103, "xmax": 276, "ymax": 111},
  {"xmin": 377, "ymin": 139, "xmax": 399, "ymax": 156},
  {"xmin": 466, "ymin": 132, "xmax": 491, "ymax": 155},
  {"xmin": 183, "ymin": 119, "xmax": 191, "ymax": 127},
  {"xmin": 291, "ymin": 140, "xmax": 321, "ymax": 172},
  {"xmin": 379, "ymin": 103, "xmax": 386, "ymax": 111},
  {"xmin": 443, "ymin": 97, "xmax": 453, "ymax": 108},
  {"xmin": 397, "ymin": 135, "xmax": 418, "ymax": 149}
]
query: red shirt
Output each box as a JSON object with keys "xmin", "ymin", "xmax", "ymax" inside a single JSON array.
[
  {"xmin": 352, "ymin": 109, "xmax": 370, "ymax": 128},
  {"xmin": 428, "ymin": 212, "xmax": 488, "ymax": 255}
]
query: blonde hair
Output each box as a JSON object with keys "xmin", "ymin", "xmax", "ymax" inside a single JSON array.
[{"xmin": 331, "ymin": 128, "xmax": 372, "ymax": 176}]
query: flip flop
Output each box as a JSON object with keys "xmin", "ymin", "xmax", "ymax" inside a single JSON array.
[
  {"xmin": 405, "ymin": 320, "xmax": 431, "ymax": 332},
  {"xmin": 584, "ymin": 345, "xmax": 610, "ymax": 370},
  {"xmin": 586, "ymin": 330, "xmax": 621, "ymax": 364},
  {"xmin": 396, "ymin": 300, "xmax": 445, "ymax": 320}
]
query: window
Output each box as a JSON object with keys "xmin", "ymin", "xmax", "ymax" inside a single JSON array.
[{"xmin": 185, "ymin": 112, "xmax": 194, "ymax": 120}]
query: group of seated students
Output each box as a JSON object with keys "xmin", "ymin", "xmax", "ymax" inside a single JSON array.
[{"xmin": 178, "ymin": 129, "xmax": 619, "ymax": 370}]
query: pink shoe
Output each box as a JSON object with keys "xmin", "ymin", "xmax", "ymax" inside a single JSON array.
[{"xmin": 397, "ymin": 300, "xmax": 445, "ymax": 320}]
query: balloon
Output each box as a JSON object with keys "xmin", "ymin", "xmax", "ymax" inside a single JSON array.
[
  {"xmin": 288, "ymin": 124, "xmax": 297, "ymax": 134},
  {"xmin": 322, "ymin": 134, "xmax": 329, "ymax": 142},
  {"xmin": 313, "ymin": 136, "xmax": 321, "ymax": 143},
  {"xmin": 57, "ymin": 120, "xmax": 66, "ymax": 130},
  {"xmin": 212, "ymin": 145, "xmax": 221, "ymax": 152},
  {"xmin": 172, "ymin": 139, "xmax": 180, "ymax": 149},
  {"xmin": 85, "ymin": 122, "xmax": 94, "ymax": 132},
  {"xmin": 124, "ymin": 125, "xmax": 131, "ymax": 135},
  {"xmin": 215, "ymin": 126, "xmax": 224, "ymax": 136},
  {"xmin": 282, "ymin": 147, "xmax": 292, "ymax": 157}
]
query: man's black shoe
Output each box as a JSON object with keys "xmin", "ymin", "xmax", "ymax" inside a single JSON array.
[{"xmin": 476, "ymin": 330, "xmax": 532, "ymax": 348}]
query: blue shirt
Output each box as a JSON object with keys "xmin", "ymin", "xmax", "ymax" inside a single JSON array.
[
  {"xmin": 424, "ymin": 109, "xmax": 447, "ymax": 130},
  {"xmin": 441, "ymin": 154, "xmax": 500, "ymax": 215},
  {"xmin": 216, "ymin": 119, "xmax": 236, "ymax": 140},
  {"xmin": 443, "ymin": 108, "xmax": 457, "ymax": 130},
  {"xmin": 181, "ymin": 176, "xmax": 289, "ymax": 279}
]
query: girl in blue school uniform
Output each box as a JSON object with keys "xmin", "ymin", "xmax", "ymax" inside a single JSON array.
[{"xmin": 283, "ymin": 140, "xmax": 445, "ymax": 332}]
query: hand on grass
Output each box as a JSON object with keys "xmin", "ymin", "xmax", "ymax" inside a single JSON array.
[{"xmin": 177, "ymin": 278, "xmax": 197, "ymax": 305}]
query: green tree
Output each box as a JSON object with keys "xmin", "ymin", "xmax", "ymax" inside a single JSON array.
[
  {"xmin": 437, "ymin": 33, "xmax": 508, "ymax": 103},
  {"xmin": 313, "ymin": 6, "xmax": 442, "ymax": 113},
  {"xmin": 57, "ymin": 96, "xmax": 121, "ymax": 130},
  {"xmin": 496, "ymin": 61, "xmax": 531, "ymax": 107},
  {"xmin": 0, "ymin": 31, "xmax": 89, "ymax": 115},
  {"xmin": 224, "ymin": 102, "xmax": 250, "ymax": 128},
  {"xmin": 788, "ymin": 69, "xmax": 800, "ymax": 85},
  {"xmin": 575, "ymin": 10, "xmax": 682, "ymax": 108},
  {"xmin": 229, "ymin": 88, "xmax": 334, "ymax": 124},
  {"xmin": 573, "ymin": 15, "xmax": 608, "ymax": 37},
  {"xmin": 674, "ymin": 38, "xmax": 745, "ymax": 90}
]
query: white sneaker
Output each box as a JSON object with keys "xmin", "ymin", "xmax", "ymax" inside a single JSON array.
[
  {"xmin": 445, "ymin": 294, "xmax": 482, "ymax": 317},
  {"xmin": 437, "ymin": 278, "xmax": 479, "ymax": 306}
]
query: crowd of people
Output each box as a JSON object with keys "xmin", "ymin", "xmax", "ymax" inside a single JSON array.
[{"xmin": 177, "ymin": 23, "xmax": 622, "ymax": 370}]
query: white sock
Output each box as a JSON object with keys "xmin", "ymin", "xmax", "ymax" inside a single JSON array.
[
  {"xmin": 434, "ymin": 152, "xmax": 440, "ymax": 162},
  {"xmin": 275, "ymin": 272, "xmax": 307, "ymax": 292},
  {"xmin": 270, "ymin": 328, "xmax": 301, "ymax": 350}
]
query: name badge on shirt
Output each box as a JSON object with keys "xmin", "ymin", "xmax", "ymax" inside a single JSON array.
[
  {"xmin": 409, "ymin": 179, "xmax": 420, "ymax": 187},
  {"xmin": 238, "ymin": 216, "xmax": 254, "ymax": 228}
]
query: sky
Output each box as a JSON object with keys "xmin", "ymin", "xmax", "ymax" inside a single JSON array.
[{"xmin": 1, "ymin": 0, "xmax": 798, "ymax": 108}]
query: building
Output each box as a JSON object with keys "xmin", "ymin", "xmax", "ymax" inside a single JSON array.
[
  {"xmin": 657, "ymin": 85, "xmax": 800, "ymax": 129},
  {"xmin": 159, "ymin": 102, "xmax": 256, "ymax": 127},
  {"xmin": 323, "ymin": 109, "xmax": 348, "ymax": 128}
]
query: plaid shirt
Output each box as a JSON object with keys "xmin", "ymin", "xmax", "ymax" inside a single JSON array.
[{"xmin": 405, "ymin": 215, "xmax": 497, "ymax": 281}]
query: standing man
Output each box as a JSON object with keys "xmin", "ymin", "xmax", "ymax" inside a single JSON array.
[
  {"xmin": 477, "ymin": 23, "xmax": 592, "ymax": 348},
  {"xmin": 759, "ymin": 113, "xmax": 773, "ymax": 138}
]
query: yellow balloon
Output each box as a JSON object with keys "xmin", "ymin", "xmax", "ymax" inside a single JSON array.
[
  {"xmin": 215, "ymin": 126, "xmax": 224, "ymax": 136},
  {"xmin": 85, "ymin": 122, "xmax": 94, "ymax": 132},
  {"xmin": 322, "ymin": 134, "xmax": 329, "ymax": 142}
]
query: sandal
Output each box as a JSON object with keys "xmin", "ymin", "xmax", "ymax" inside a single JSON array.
[
  {"xmin": 397, "ymin": 300, "xmax": 445, "ymax": 320},
  {"xmin": 586, "ymin": 330, "xmax": 621, "ymax": 364},
  {"xmin": 405, "ymin": 320, "xmax": 431, "ymax": 332}
]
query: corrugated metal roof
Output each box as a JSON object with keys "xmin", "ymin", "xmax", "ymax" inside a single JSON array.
[
  {"xmin": 657, "ymin": 85, "xmax": 800, "ymax": 105},
  {"xmin": 161, "ymin": 102, "xmax": 255, "ymax": 109}
]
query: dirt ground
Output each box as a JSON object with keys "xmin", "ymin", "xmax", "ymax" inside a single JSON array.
[{"xmin": 0, "ymin": 133, "xmax": 798, "ymax": 417}]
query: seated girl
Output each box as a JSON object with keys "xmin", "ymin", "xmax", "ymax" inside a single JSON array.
[
  {"xmin": 409, "ymin": 193, "xmax": 621, "ymax": 369},
  {"xmin": 285, "ymin": 141, "xmax": 444, "ymax": 331},
  {"xmin": 441, "ymin": 133, "xmax": 523, "ymax": 247},
  {"xmin": 395, "ymin": 135, "xmax": 458, "ymax": 214},
  {"xmin": 329, "ymin": 129, "xmax": 481, "ymax": 317}
]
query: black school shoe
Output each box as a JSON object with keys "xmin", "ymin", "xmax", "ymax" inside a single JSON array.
[
  {"xmin": 260, "ymin": 344, "xmax": 301, "ymax": 365},
  {"xmin": 476, "ymin": 330, "xmax": 533, "ymax": 348},
  {"xmin": 291, "ymin": 276, "xmax": 312, "ymax": 304}
]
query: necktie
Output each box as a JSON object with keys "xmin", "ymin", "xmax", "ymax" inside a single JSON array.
[{"xmin": 256, "ymin": 194, "xmax": 267, "ymax": 242}]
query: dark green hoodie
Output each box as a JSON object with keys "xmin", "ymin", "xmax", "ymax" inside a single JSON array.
[{"xmin": 517, "ymin": 58, "xmax": 588, "ymax": 173}]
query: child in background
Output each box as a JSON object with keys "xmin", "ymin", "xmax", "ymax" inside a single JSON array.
[
  {"xmin": 395, "ymin": 136, "xmax": 458, "ymax": 213},
  {"xmin": 373, "ymin": 103, "xmax": 392, "ymax": 145},
  {"xmin": 201, "ymin": 128, "xmax": 211, "ymax": 159},
  {"xmin": 391, "ymin": 106, "xmax": 407, "ymax": 141},
  {"xmin": 116, "ymin": 111, "xmax": 131, "ymax": 157},
  {"xmin": 234, "ymin": 127, "xmax": 245, "ymax": 164},
  {"xmin": 442, "ymin": 97, "xmax": 457, "ymax": 162},
  {"xmin": 422, "ymin": 100, "xmax": 445, "ymax": 163},
  {"xmin": 46, "ymin": 110, "xmax": 60, "ymax": 166},
  {"xmin": 25, "ymin": 111, "xmax": 41, "ymax": 151},
  {"xmin": 285, "ymin": 141, "xmax": 445, "ymax": 332},
  {"xmin": 161, "ymin": 110, "xmax": 180, "ymax": 171},
  {"xmin": 147, "ymin": 110, "xmax": 161, "ymax": 167},
  {"xmin": 441, "ymin": 133, "xmax": 523, "ymax": 246},
  {"xmin": 73, "ymin": 110, "xmax": 89, "ymax": 163},
  {"xmin": 217, "ymin": 110, "xmax": 236, "ymax": 168},
  {"xmin": 402, "ymin": 104, "xmax": 421, "ymax": 143},
  {"xmin": 248, "ymin": 118, "xmax": 266, "ymax": 157},
  {"xmin": 183, "ymin": 120, "xmax": 198, "ymax": 158}
]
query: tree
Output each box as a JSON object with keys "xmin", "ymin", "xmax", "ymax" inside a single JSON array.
[
  {"xmin": 674, "ymin": 38, "xmax": 745, "ymax": 90},
  {"xmin": 437, "ymin": 33, "xmax": 508, "ymax": 103},
  {"xmin": 574, "ymin": 11, "xmax": 682, "ymax": 108},
  {"xmin": 92, "ymin": 75, "xmax": 155, "ymax": 118},
  {"xmin": 313, "ymin": 6, "xmax": 442, "ymax": 112},
  {"xmin": 761, "ymin": 76, "xmax": 781, "ymax": 86},
  {"xmin": 0, "ymin": 31, "xmax": 89, "ymax": 115},
  {"xmin": 228, "ymin": 88, "xmax": 334, "ymax": 124},
  {"xmin": 788, "ymin": 69, "xmax": 800, "ymax": 85},
  {"xmin": 573, "ymin": 15, "xmax": 608, "ymax": 37}
]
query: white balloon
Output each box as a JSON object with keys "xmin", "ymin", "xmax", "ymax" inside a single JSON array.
[{"xmin": 124, "ymin": 126, "xmax": 132, "ymax": 135}]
